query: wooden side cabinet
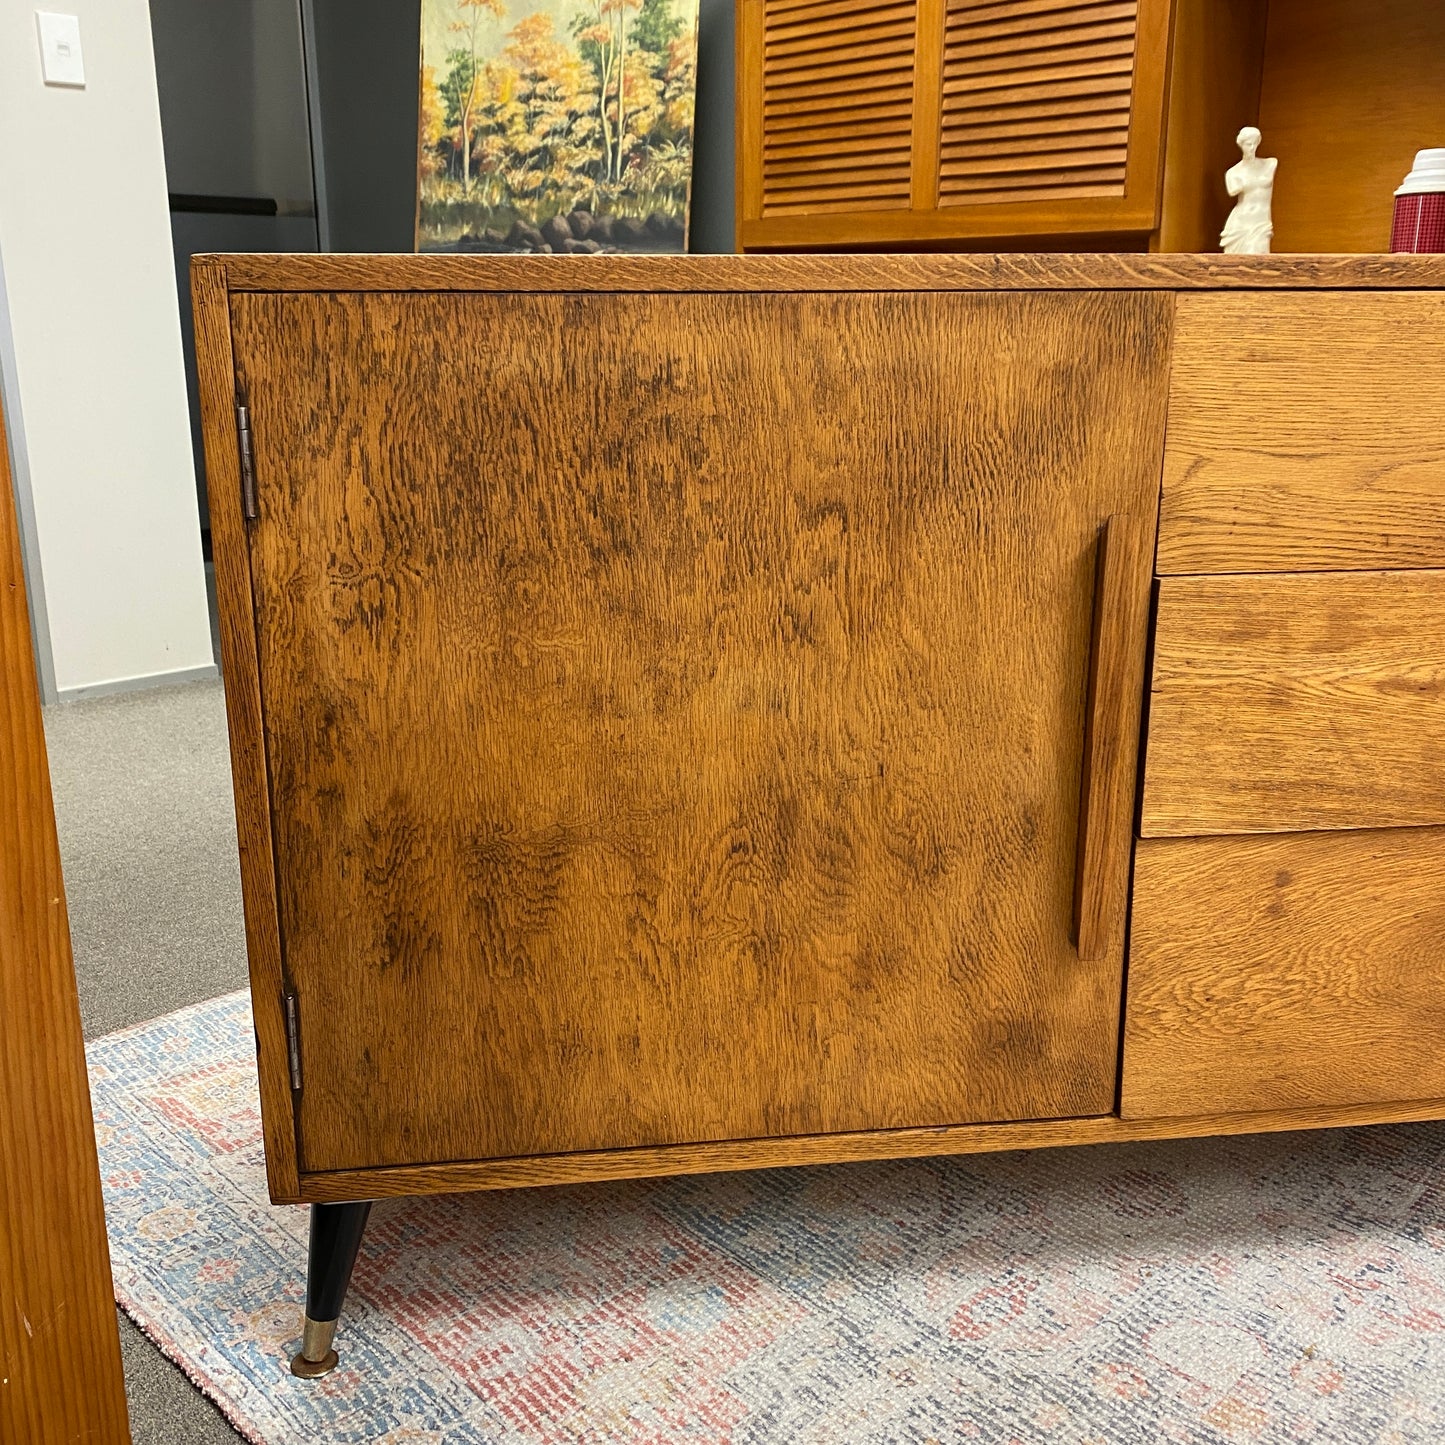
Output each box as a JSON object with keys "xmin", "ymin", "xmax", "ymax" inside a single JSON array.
[
  {"xmin": 737, "ymin": 0, "xmax": 1445, "ymax": 254},
  {"xmin": 194, "ymin": 251, "xmax": 1445, "ymax": 1374}
]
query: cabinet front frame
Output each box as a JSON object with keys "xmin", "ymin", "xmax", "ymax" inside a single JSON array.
[{"xmin": 192, "ymin": 254, "xmax": 1445, "ymax": 1206}]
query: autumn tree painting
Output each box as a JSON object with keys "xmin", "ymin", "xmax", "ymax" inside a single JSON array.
[{"xmin": 416, "ymin": 0, "xmax": 699, "ymax": 253}]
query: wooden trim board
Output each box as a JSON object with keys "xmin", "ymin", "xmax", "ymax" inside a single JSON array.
[
  {"xmin": 0, "ymin": 389, "xmax": 131, "ymax": 1441},
  {"xmin": 298, "ymin": 1094, "xmax": 1445, "ymax": 1203},
  {"xmin": 211, "ymin": 252, "xmax": 1445, "ymax": 295}
]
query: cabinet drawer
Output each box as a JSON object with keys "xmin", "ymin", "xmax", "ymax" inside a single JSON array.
[
  {"xmin": 1140, "ymin": 569, "xmax": 1445, "ymax": 836},
  {"xmin": 1123, "ymin": 830, "xmax": 1445, "ymax": 1119},
  {"xmin": 1158, "ymin": 293, "xmax": 1445, "ymax": 574}
]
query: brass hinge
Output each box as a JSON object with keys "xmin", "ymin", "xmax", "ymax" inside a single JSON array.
[
  {"xmin": 283, "ymin": 989, "xmax": 303, "ymax": 1091},
  {"xmin": 235, "ymin": 398, "xmax": 258, "ymax": 522}
]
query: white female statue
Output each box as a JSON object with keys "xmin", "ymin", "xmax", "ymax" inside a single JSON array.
[{"xmin": 1221, "ymin": 126, "xmax": 1277, "ymax": 254}]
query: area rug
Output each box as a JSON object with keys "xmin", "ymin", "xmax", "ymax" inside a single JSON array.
[{"xmin": 88, "ymin": 991, "xmax": 1445, "ymax": 1444}]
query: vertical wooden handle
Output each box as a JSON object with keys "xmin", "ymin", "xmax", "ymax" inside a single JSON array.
[{"xmin": 1073, "ymin": 516, "xmax": 1150, "ymax": 961}]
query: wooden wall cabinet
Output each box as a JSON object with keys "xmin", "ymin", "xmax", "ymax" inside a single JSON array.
[
  {"xmin": 738, "ymin": 0, "xmax": 1174, "ymax": 249},
  {"xmin": 195, "ymin": 251, "xmax": 1445, "ymax": 1370},
  {"xmin": 737, "ymin": 0, "xmax": 1445, "ymax": 255}
]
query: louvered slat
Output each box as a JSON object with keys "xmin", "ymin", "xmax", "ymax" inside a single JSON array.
[
  {"xmin": 940, "ymin": 126, "xmax": 1128, "ymax": 161},
  {"xmin": 768, "ymin": 135, "xmax": 914, "ymax": 169},
  {"xmin": 938, "ymin": 0, "xmax": 1138, "ymax": 208},
  {"xmin": 944, "ymin": 0, "xmax": 1135, "ymax": 42},
  {"xmin": 766, "ymin": 118, "xmax": 913, "ymax": 150},
  {"xmin": 767, "ymin": 15, "xmax": 915, "ymax": 55},
  {"xmin": 941, "ymin": 94, "xmax": 1130, "ymax": 135},
  {"xmin": 766, "ymin": 89, "xmax": 914, "ymax": 121},
  {"xmin": 762, "ymin": 0, "xmax": 917, "ymax": 217}
]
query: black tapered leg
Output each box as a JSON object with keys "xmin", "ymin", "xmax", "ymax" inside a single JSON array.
[{"xmin": 290, "ymin": 1201, "xmax": 373, "ymax": 1378}]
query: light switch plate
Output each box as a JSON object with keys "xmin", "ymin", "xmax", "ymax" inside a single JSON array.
[{"xmin": 36, "ymin": 12, "xmax": 85, "ymax": 88}]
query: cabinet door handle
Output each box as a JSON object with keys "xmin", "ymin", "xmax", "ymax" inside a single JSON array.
[{"xmin": 1073, "ymin": 515, "xmax": 1150, "ymax": 961}]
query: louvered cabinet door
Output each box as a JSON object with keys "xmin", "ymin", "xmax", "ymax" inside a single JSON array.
[
  {"xmin": 737, "ymin": 0, "xmax": 931, "ymax": 239},
  {"xmin": 937, "ymin": 0, "xmax": 1172, "ymax": 232},
  {"xmin": 737, "ymin": 0, "xmax": 1175, "ymax": 249},
  {"xmin": 754, "ymin": 0, "xmax": 919, "ymax": 217}
]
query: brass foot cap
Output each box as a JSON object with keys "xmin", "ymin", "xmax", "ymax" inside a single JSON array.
[
  {"xmin": 290, "ymin": 1347, "xmax": 339, "ymax": 1378},
  {"xmin": 290, "ymin": 1316, "xmax": 339, "ymax": 1378}
]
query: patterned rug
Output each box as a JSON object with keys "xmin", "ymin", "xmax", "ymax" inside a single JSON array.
[{"xmin": 88, "ymin": 991, "xmax": 1445, "ymax": 1444}]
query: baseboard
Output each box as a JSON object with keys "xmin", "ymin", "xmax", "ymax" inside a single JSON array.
[{"xmin": 53, "ymin": 662, "xmax": 219, "ymax": 703}]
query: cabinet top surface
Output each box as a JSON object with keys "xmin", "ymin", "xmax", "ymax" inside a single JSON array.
[{"xmin": 198, "ymin": 252, "xmax": 1445, "ymax": 294}]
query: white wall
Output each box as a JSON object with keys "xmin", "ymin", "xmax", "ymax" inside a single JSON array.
[{"xmin": 0, "ymin": 0, "xmax": 213, "ymax": 697}]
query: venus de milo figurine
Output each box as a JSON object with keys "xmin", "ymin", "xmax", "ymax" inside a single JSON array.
[{"xmin": 1221, "ymin": 126, "xmax": 1277, "ymax": 254}]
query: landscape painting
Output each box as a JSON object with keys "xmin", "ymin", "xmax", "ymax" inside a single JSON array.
[{"xmin": 417, "ymin": 0, "xmax": 700, "ymax": 253}]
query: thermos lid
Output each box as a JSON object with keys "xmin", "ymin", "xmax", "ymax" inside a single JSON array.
[{"xmin": 1396, "ymin": 148, "xmax": 1445, "ymax": 196}]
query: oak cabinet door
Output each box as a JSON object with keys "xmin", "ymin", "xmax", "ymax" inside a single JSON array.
[{"xmin": 230, "ymin": 288, "xmax": 1169, "ymax": 1172}]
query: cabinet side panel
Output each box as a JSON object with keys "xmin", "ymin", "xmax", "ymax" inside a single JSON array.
[
  {"xmin": 735, "ymin": 0, "xmax": 765, "ymax": 241},
  {"xmin": 189, "ymin": 259, "xmax": 300, "ymax": 1202}
]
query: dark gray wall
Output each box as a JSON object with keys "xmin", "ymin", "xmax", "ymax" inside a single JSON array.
[
  {"xmin": 307, "ymin": 0, "xmax": 735, "ymax": 254},
  {"xmin": 308, "ymin": 0, "xmax": 423, "ymax": 251},
  {"xmin": 150, "ymin": 0, "xmax": 321, "ymax": 536},
  {"xmin": 150, "ymin": 0, "xmax": 316, "ymax": 208},
  {"xmin": 690, "ymin": 0, "xmax": 736, "ymax": 253}
]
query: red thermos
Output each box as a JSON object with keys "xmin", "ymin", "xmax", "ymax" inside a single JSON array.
[{"xmin": 1392, "ymin": 149, "xmax": 1445, "ymax": 253}]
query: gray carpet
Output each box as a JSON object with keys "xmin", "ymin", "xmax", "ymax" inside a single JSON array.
[{"xmin": 46, "ymin": 678, "xmax": 249, "ymax": 1443}]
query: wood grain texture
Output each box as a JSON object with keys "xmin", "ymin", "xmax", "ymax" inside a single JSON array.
[
  {"xmin": 1141, "ymin": 570, "xmax": 1445, "ymax": 837},
  {"xmin": 300, "ymin": 1090, "xmax": 1445, "ymax": 1201},
  {"xmin": 1073, "ymin": 514, "xmax": 1154, "ymax": 959},
  {"xmin": 226, "ymin": 287, "xmax": 1170, "ymax": 1174},
  {"xmin": 0, "ymin": 397, "xmax": 131, "ymax": 1440},
  {"xmin": 189, "ymin": 258, "xmax": 301, "ymax": 1202},
  {"xmin": 1259, "ymin": 0, "xmax": 1445, "ymax": 254},
  {"xmin": 213, "ymin": 250, "xmax": 1445, "ymax": 294},
  {"xmin": 1124, "ymin": 829, "xmax": 1445, "ymax": 1117},
  {"xmin": 1152, "ymin": 0, "xmax": 1268, "ymax": 254},
  {"xmin": 1159, "ymin": 293, "xmax": 1445, "ymax": 574}
]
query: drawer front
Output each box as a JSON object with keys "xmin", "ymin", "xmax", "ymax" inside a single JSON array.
[
  {"xmin": 1123, "ymin": 830, "xmax": 1445, "ymax": 1119},
  {"xmin": 1158, "ymin": 292, "xmax": 1445, "ymax": 575},
  {"xmin": 1141, "ymin": 569, "xmax": 1445, "ymax": 836}
]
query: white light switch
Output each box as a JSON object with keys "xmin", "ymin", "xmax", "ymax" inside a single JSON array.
[{"xmin": 36, "ymin": 12, "xmax": 85, "ymax": 88}]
